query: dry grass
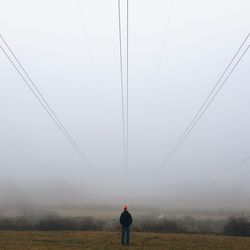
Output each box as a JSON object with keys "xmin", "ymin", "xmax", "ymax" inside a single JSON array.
[{"xmin": 0, "ymin": 231, "xmax": 250, "ymax": 249}]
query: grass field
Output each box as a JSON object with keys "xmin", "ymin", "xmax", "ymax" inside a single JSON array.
[{"xmin": 0, "ymin": 231, "xmax": 250, "ymax": 250}]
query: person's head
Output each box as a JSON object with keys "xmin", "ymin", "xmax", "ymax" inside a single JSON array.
[{"xmin": 123, "ymin": 205, "xmax": 128, "ymax": 211}]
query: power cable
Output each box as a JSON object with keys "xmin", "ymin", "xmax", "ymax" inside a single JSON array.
[
  {"xmin": 126, "ymin": 0, "xmax": 129, "ymax": 172},
  {"xmin": 203, "ymin": 156, "xmax": 250, "ymax": 182},
  {"xmin": 145, "ymin": 0, "xmax": 174, "ymax": 121},
  {"xmin": 0, "ymin": 35, "xmax": 80, "ymax": 152},
  {"xmin": 155, "ymin": 36, "xmax": 250, "ymax": 174},
  {"xmin": 0, "ymin": 135, "xmax": 44, "ymax": 170},
  {"xmin": 163, "ymin": 33, "xmax": 250, "ymax": 164},
  {"xmin": 153, "ymin": 0, "xmax": 174, "ymax": 88},
  {"xmin": 0, "ymin": 35, "xmax": 98, "ymax": 173},
  {"xmin": 117, "ymin": 0, "xmax": 127, "ymax": 170},
  {"xmin": 226, "ymin": 165, "xmax": 250, "ymax": 183},
  {"xmin": 76, "ymin": 0, "xmax": 99, "ymax": 89}
]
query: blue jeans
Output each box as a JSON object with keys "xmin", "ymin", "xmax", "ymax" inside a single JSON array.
[{"xmin": 121, "ymin": 226, "xmax": 130, "ymax": 245}]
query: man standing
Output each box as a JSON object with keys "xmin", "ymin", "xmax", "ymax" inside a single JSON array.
[{"xmin": 119, "ymin": 205, "xmax": 132, "ymax": 245}]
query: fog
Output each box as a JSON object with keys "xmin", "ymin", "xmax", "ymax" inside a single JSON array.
[{"xmin": 0, "ymin": 0, "xmax": 250, "ymax": 216}]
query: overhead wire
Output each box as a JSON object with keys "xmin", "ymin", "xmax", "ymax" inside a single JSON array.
[
  {"xmin": 226, "ymin": 164, "xmax": 250, "ymax": 183},
  {"xmin": 0, "ymin": 117, "xmax": 45, "ymax": 169},
  {"xmin": 0, "ymin": 35, "xmax": 80, "ymax": 151},
  {"xmin": 76, "ymin": 0, "xmax": 99, "ymax": 89},
  {"xmin": 179, "ymin": 156, "xmax": 250, "ymax": 193},
  {"xmin": 126, "ymin": 0, "xmax": 129, "ymax": 173},
  {"xmin": 194, "ymin": 156, "xmax": 250, "ymax": 195},
  {"xmin": 145, "ymin": 0, "xmax": 174, "ymax": 120},
  {"xmin": 163, "ymin": 33, "xmax": 250, "ymax": 163},
  {"xmin": 0, "ymin": 135, "xmax": 45, "ymax": 172},
  {"xmin": 153, "ymin": 0, "xmax": 174, "ymax": 88},
  {"xmin": 201, "ymin": 156, "xmax": 250, "ymax": 182},
  {"xmin": 155, "ymin": 33, "xmax": 250, "ymax": 174},
  {"xmin": 0, "ymin": 35, "xmax": 98, "ymax": 173},
  {"xmin": 156, "ymin": 44, "xmax": 250, "ymax": 174},
  {"xmin": 117, "ymin": 0, "xmax": 127, "ymax": 170}
]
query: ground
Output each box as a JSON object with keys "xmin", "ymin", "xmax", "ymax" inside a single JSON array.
[{"xmin": 0, "ymin": 231, "xmax": 250, "ymax": 249}]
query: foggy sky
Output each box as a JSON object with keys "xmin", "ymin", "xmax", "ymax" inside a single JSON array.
[{"xmin": 0, "ymin": 0, "xmax": 250, "ymax": 210}]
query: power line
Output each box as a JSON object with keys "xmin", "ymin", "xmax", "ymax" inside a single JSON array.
[
  {"xmin": 226, "ymin": 161, "xmax": 250, "ymax": 183},
  {"xmin": 0, "ymin": 35, "xmax": 80, "ymax": 152},
  {"xmin": 0, "ymin": 134, "xmax": 45, "ymax": 171},
  {"xmin": 202, "ymin": 156, "xmax": 250, "ymax": 182},
  {"xmin": 0, "ymin": 116, "xmax": 45, "ymax": 169},
  {"xmin": 117, "ymin": 0, "xmax": 127, "ymax": 170},
  {"xmin": 126, "ymin": 0, "xmax": 129, "ymax": 172},
  {"xmin": 153, "ymin": 0, "xmax": 174, "ymax": 87},
  {"xmin": 0, "ymin": 35, "xmax": 98, "ymax": 173},
  {"xmin": 166, "ymin": 156, "xmax": 250, "ymax": 201},
  {"xmin": 145, "ymin": 0, "xmax": 174, "ymax": 120},
  {"xmin": 156, "ymin": 44, "xmax": 250, "ymax": 174},
  {"xmin": 161, "ymin": 33, "xmax": 250, "ymax": 165},
  {"xmin": 76, "ymin": 0, "xmax": 99, "ymax": 89},
  {"xmin": 197, "ymin": 156, "xmax": 250, "ymax": 185},
  {"xmin": 155, "ymin": 36, "xmax": 250, "ymax": 174}
]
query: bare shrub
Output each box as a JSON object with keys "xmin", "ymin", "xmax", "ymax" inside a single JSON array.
[
  {"xmin": 137, "ymin": 218, "xmax": 181, "ymax": 233},
  {"xmin": 224, "ymin": 216, "xmax": 250, "ymax": 237}
]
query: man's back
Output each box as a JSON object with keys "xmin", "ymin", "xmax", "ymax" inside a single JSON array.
[{"xmin": 120, "ymin": 210, "xmax": 132, "ymax": 227}]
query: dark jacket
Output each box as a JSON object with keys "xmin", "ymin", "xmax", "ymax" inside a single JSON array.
[{"xmin": 120, "ymin": 210, "xmax": 132, "ymax": 227}]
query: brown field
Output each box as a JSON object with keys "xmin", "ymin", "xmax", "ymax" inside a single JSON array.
[{"xmin": 0, "ymin": 231, "xmax": 250, "ymax": 250}]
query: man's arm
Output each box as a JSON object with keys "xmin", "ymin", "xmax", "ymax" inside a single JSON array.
[
  {"xmin": 119, "ymin": 214, "xmax": 123, "ymax": 225},
  {"xmin": 129, "ymin": 213, "xmax": 132, "ymax": 225}
]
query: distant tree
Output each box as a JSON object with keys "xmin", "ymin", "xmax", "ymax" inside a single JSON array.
[
  {"xmin": 139, "ymin": 218, "xmax": 181, "ymax": 233},
  {"xmin": 224, "ymin": 216, "xmax": 250, "ymax": 237},
  {"xmin": 181, "ymin": 216, "xmax": 195, "ymax": 232}
]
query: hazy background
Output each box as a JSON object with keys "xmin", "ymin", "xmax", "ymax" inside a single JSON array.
[{"xmin": 0, "ymin": 0, "xmax": 250, "ymax": 213}]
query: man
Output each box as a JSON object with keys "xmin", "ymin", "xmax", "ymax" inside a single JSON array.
[{"xmin": 119, "ymin": 205, "xmax": 132, "ymax": 245}]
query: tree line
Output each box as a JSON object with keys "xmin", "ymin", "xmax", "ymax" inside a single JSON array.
[{"xmin": 0, "ymin": 215, "xmax": 249, "ymax": 236}]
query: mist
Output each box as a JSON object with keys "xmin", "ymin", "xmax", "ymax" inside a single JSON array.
[{"xmin": 0, "ymin": 0, "xmax": 250, "ymax": 219}]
